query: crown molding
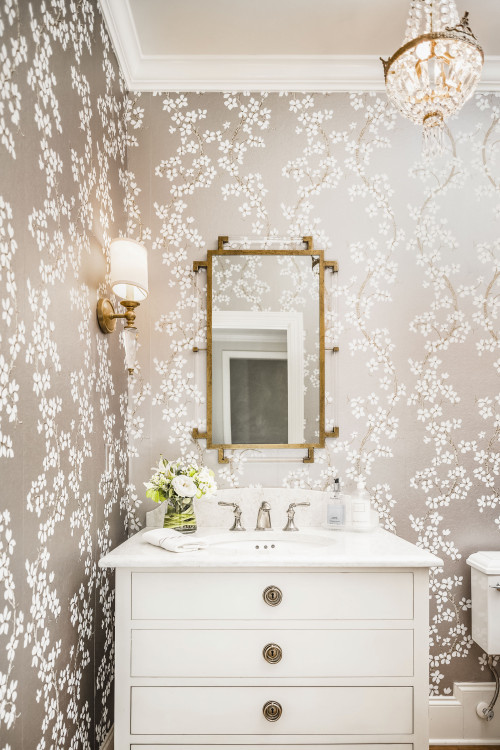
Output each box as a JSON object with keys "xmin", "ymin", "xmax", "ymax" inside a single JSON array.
[
  {"xmin": 123, "ymin": 54, "xmax": 500, "ymax": 94},
  {"xmin": 99, "ymin": 0, "xmax": 500, "ymax": 92},
  {"xmin": 99, "ymin": 0, "xmax": 143, "ymax": 87}
]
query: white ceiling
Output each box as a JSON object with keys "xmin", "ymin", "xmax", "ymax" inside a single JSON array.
[{"xmin": 99, "ymin": 0, "xmax": 500, "ymax": 91}]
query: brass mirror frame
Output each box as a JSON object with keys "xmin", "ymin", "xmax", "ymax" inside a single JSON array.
[{"xmin": 193, "ymin": 237, "xmax": 338, "ymax": 463}]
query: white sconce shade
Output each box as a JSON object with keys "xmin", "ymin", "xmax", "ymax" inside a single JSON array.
[
  {"xmin": 110, "ymin": 237, "xmax": 148, "ymax": 301},
  {"xmin": 122, "ymin": 327, "xmax": 138, "ymax": 374}
]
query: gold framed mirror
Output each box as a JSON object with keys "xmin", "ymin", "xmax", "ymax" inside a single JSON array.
[{"xmin": 193, "ymin": 237, "xmax": 338, "ymax": 463}]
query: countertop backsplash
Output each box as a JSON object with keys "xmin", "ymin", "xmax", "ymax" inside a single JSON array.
[{"xmin": 146, "ymin": 488, "xmax": 328, "ymax": 529}]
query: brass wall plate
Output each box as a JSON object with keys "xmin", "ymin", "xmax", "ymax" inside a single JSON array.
[{"xmin": 97, "ymin": 298, "xmax": 117, "ymax": 334}]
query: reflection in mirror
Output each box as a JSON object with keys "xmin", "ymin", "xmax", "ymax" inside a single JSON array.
[{"xmin": 210, "ymin": 253, "xmax": 322, "ymax": 447}]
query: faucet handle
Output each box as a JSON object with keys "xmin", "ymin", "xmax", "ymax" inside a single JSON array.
[
  {"xmin": 283, "ymin": 501, "xmax": 310, "ymax": 532},
  {"xmin": 218, "ymin": 501, "xmax": 245, "ymax": 531}
]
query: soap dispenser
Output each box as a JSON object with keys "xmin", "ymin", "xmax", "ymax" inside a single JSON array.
[
  {"xmin": 325, "ymin": 478, "xmax": 346, "ymax": 529},
  {"xmin": 351, "ymin": 479, "xmax": 372, "ymax": 530}
]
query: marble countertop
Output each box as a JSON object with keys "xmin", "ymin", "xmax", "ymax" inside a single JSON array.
[{"xmin": 99, "ymin": 526, "xmax": 443, "ymax": 569}]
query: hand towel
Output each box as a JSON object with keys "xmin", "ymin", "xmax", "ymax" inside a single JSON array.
[{"xmin": 143, "ymin": 527, "xmax": 208, "ymax": 553}]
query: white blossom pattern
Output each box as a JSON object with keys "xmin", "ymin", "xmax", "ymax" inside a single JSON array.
[
  {"xmin": 127, "ymin": 91, "xmax": 500, "ymax": 695},
  {"xmin": 0, "ymin": 0, "xmax": 130, "ymax": 747},
  {"xmin": 0, "ymin": 6, "xmax": 499, "ymax": 739}
]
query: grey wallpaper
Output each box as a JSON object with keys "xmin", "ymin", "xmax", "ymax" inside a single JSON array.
[
  {"xmin": 127, "ymin": 91, "xmax": 500, "ymax": 694},
  {"xmin": 0, "ymin": 1, "xmax": 130, "ymax": 748}
]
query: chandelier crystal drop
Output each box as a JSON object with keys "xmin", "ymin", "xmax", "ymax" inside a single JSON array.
[{"xmin": 381, "ymin": 0, "xmax": 483, "ymax": 157}]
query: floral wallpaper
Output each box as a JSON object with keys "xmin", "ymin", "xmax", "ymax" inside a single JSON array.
[
  {"xmin": 127, "ymin": 90, "xmax": 500, "ymax": 694},
  {"xmin": 0, "ymin": 1, "xmax": 130, "ymax": 748},
  {"xmin": 0, "ymin": 2, "xmax": 498, "ymax": 742}
]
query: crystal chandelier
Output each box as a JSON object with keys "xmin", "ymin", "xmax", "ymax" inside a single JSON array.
[{"xmin": 381, "ymin": 1, "xmax": 483, "ymax": 156}]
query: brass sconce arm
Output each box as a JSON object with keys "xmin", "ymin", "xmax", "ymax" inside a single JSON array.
[{"xmin": 97, "ymin": 299, "xmax": 140, "ymax": 334}]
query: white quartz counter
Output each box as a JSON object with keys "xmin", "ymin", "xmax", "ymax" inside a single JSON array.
[{"xmin": 99, "ymin": 526, "xmax": 443, "ymax": 569}]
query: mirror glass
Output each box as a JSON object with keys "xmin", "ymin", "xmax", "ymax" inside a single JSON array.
[{"xmin": 209, "ymin": 252, "xmax": 323, "ymax": 447}]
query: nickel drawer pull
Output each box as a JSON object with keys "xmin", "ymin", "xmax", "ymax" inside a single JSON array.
[
  {"xmin": 263, "ymin": 700, "xmax": 282, "ymax": 721},
  {"xmin": 263, "ymin": 585, "xmax": 282, "ymax": 606},
  {"xmin": 263, "ymin": 643, "xmax": 283, "ymax": 664}
]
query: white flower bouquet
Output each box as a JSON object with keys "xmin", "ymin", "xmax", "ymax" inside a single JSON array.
[{"xmin": 145, "ymin": 457, "xmax": 217, "ymax": 534}]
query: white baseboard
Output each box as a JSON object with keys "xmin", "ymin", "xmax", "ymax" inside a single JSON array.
[
  {"xmin": 430, "ymin": 682, "xmax": 500, "ymax": 743},
  {"xmin": 100, "ymin": 726, "xmax": 114, "ymax": 750}
]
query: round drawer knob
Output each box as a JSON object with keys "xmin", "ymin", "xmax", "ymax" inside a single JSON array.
[
  {"xmin": 263, "ymin": 643, "xmax": 283, "ymax": 664},
  {"xmin": 263, "ymin": 585, "xmax": 282, "ymax": 606},
  {"xmin": 263, "ymin": 700, "xmax": 282, "ymax": 722}
]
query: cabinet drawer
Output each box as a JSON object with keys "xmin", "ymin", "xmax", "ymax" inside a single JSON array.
[
  {"xmin": 131, "ymin": 628, "xmax": 414, "ymax": 677},
  {"xmin": 131, "ymin": 686, "xmax": 413, "ymax": 735},
  {"xmin": 131, "ymin": 572, "xmax": 413, "ymax": 620}
]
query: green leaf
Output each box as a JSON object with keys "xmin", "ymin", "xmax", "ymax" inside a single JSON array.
[{"xmin": 146, "ymin": 488, "xmax": 165, "ymax": 504}]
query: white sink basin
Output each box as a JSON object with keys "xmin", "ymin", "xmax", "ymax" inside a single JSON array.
[{"xmin": 209, "ymin": 532, "xmax": 334, "ymax": 554}]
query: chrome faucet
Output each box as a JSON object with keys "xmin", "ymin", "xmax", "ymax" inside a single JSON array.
[
  {"xmin": 283, "ymin": 501, "xmax": 310, "ymax": 531},
  {"xmin": 255, "ymin": 501, "xmax": 272, "ymax": 531}
]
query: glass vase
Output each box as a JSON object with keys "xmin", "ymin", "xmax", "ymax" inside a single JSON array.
[{"xmin": 163, "ymin": 496, "xmax": 197, "ymax": 534}]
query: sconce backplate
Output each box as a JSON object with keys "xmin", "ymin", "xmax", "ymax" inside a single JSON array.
[{"xmin": 97, "ymin": 298, "xmax": 117, "ymax": 334}]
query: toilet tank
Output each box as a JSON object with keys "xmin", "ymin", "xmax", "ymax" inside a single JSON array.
[{"xmin": 467, "ymin": 551, "xmax": 500, "ymax": 655}]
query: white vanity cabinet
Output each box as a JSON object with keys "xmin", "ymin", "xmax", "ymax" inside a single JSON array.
[{"xmin": 99, "ymin": 528, "xmax": 441, "ymax": 750}]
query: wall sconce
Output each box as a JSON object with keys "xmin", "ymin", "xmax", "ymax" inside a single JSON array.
[{"xmin": 97, "ymin": 237, "xmax": 148, "ymax": 373}]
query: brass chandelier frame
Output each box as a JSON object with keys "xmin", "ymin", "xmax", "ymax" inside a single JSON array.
[{"xmin": 381, "ymin": 12, "xmax": 484, "ymax": 83}]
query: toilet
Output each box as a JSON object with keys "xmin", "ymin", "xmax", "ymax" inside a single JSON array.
[
  {"xmin": 467, "ymin": 551, "xmax": 500, "ymax": 654},
  {"xmin": 467, "ymin": 551, "xmax": 500, "ymax": 720}
]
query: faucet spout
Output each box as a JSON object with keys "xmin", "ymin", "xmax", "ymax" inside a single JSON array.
[{"xmin": 255, "ymin": 501, "xmax": 272, "ymax": 531}]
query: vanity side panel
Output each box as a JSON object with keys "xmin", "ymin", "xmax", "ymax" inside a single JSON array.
[
  {"xmin": 413, "ymin": 568, "xmax": 430, "ymax": 750},
  {"xmin": 115, "ymin": 569, "xmax": 132, "ymax": 750}
]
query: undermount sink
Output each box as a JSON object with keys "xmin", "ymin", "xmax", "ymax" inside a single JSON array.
[{"xmin": 209, "ymin": 531, "xmax": 335, "ymax": 554}]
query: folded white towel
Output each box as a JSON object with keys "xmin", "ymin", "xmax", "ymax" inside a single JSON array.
[{"xmin": 143, "ymin": 528, "xmax": 208, "ymax": 553}]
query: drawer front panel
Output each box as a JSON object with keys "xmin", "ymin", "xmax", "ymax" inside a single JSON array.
[
  {"xmin": 131, "ymin": 572, "xmax": 414, "ymax": 620},
  {"xmin": 131, "ymin": 628, "xmax": 414, "ymax": 677},
  {"xmin": 130, "ymin": 686, "xmax": 413, "ymax": 735}
]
